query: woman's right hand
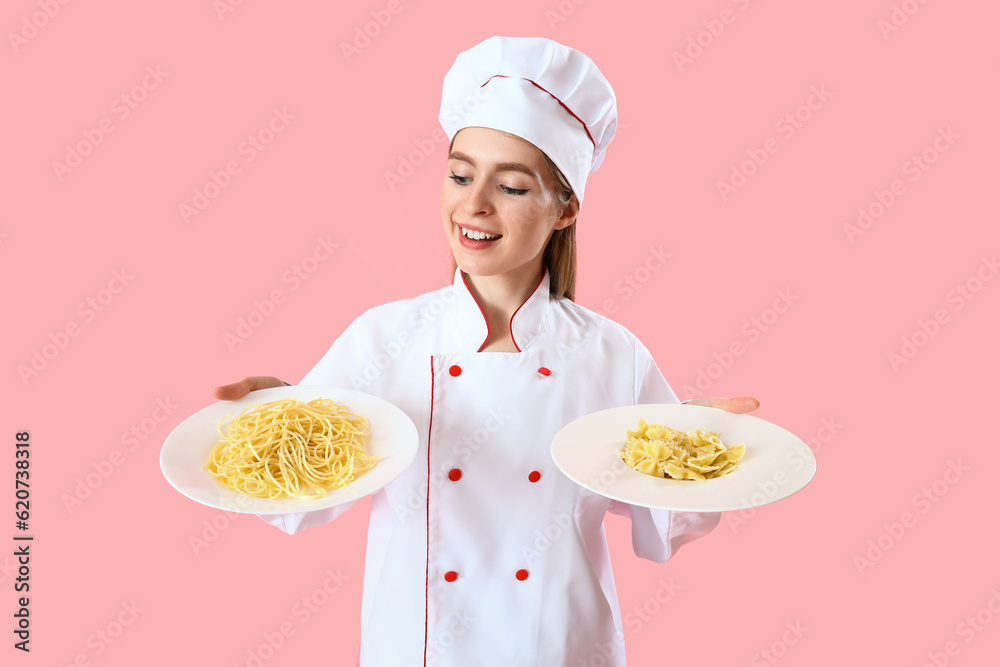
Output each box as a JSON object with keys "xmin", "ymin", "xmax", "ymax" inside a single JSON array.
[{"xmin": 213, "ymin": 376, "xmax": 289, "ymax": 400}]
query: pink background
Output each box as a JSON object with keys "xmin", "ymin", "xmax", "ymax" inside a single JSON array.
[{"xmin": 4, "ymin": 1, "xmax": 999, "ymax": 665}]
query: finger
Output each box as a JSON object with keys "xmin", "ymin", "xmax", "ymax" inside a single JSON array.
[
  {"xmin": 213, "ymin": 376, "xmax": 275, "ymax": 401},
  {"xmin": 686, "ymin": 396, "xmax": 760, "ymax": 414},
  {"xmin": 213, "ymin": 377, "xmax": 252, "ymax": 401}
]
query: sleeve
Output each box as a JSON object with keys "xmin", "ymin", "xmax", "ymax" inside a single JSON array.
[
  {"xmin": 605, "ymin": 338, "xmax": 722, "ymax": 563},
  {"xmin": 300, "ymin": 318, "xmax": 365, "ymax": 388},
  {"xmin": 255, "ymin": 317, "xmax": 367, "ymax": 535}
]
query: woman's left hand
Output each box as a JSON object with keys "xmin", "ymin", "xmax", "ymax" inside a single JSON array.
[{"xmin": 684, "ymin": 397, "xmax": 760, "ymax": 414}]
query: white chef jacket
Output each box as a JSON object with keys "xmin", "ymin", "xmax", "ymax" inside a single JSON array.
[{"xmin": 258, "ymin": 268, "xmax": 721, "ymax": 667}]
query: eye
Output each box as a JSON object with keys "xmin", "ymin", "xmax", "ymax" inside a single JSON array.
[{"xmin": 448, "ymin": 171, "xmax": 529, "ymax": 195}]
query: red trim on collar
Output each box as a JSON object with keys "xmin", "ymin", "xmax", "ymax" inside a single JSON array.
[
  {"xmin": 460, "ymin": 271, "xmax": 492, "ymax": 352},
  {"xmin": 480, "ymin": 74, "xmax": 596, "ymax": 147},
  {"xmin": 508, "ymin": 270, "xmax": 547, "ymax": 353},
  {"xmin": 460, "ymin": 270, "xmax": 547, "ymax": 353}
]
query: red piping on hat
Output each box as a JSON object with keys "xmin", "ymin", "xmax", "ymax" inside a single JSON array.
[{"xmin": 480, "ymin": 74, "xmax": 596, "ymax": 147}]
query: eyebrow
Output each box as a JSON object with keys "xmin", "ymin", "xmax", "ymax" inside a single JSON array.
[{"xmin": 447, "ymin": 151, "xmax": 538, "ymax": 178}]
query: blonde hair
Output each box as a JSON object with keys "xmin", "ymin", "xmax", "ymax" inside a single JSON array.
[{"xmin": 447, "ymin": 130, "xmax": 578, "ymax": 301}]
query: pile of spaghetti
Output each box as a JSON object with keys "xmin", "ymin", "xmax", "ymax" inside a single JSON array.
[
  {"xmin": 204, "ymin": 397, "xmax": 377, "ymax": 499},
  {"xmin": 618, "ymin": 418, "xmax": 745, "ymax": 481}
]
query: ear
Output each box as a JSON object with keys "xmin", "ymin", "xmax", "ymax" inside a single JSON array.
[{"xmin": 553, "ymin": 193, "xmax": 580, "ymax": 231}]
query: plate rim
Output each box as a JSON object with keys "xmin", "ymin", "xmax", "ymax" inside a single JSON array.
[
  {"xmin": 550, "ymin": 403, "xmax": 817, "ymax": 512},
  {"xmin": 159, "ymin": 385, "xmax": 419, "ymax": 514}
]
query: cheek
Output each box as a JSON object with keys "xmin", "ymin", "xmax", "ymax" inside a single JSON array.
[
  {"xmin": 528, "ymin": 195, "xmax": 557, "ymax": 227},
  {"xmin": 505, "ymin": 198, "xmax": 556, "ymax": 236},
  {"xmin": 440, "ymin": 188, "xmax": 458, "ymax": 217}
]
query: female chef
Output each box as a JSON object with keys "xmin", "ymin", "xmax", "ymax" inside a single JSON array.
[{"xmin": 214, "ymin": 36, "xmax": 758, "ymax": 667}]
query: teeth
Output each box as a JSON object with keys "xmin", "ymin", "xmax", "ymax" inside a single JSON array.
[{"xmin": 461, "ymin": 227, "xmax": 499, "ymax": 241}]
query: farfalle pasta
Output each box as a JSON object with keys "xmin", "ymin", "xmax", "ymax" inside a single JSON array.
[{"xmin": 618, "ymin": 418, "xmax": 745, "ymax": 480}]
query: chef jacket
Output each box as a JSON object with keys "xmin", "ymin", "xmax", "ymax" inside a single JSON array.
[{"xmin": 258, "ymin": 267, "xmax": 722, "ymax": 667}]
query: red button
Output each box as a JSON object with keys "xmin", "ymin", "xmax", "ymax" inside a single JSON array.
[
  {"xmin": 515, "ymin": 569, "xmax": 529, "ymax": 581},
  {"xmin": 449, "ymin": 365, "xmax": 462, "ymax": 377},
  {"xmin": 528, "ymin": 471, "xmax": 541, "ymax": 483},
  {"xmin": 444, "ymin": 571, "xmax": 458, "ymax": 582},
  {"xmin": 538, "ymin": 367, "xmax": 551, "ymax": 376},
  {"xmin": 448, "ymin": 468, "xmax": 462, "ymax": 481}
]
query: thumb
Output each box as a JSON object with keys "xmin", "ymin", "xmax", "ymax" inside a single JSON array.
[
  {"xmin": 213, "ymin": 376, "xmax": 286, "ymax": 401},
  {"xmin": 685, "ymin": 396, "xmax": 760, "ymax": 414}
]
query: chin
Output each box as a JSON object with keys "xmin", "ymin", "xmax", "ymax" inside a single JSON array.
[
  {"xmin": 455, "ymin": 261, "xmax": 489, "ymax": 276},
  {"xmin": 454, "ymin": 257, "xmax": 502, "ymax": 278}
]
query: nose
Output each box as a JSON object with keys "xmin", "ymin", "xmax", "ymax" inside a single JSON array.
[{"xmin": 460, "ymin": 178, "xmax": 494, "ymax": 216}]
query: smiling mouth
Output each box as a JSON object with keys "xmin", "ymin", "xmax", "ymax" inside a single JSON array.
[{"xmin": 459, "ymin": 226, "xmax": 502, "ymax": 241}]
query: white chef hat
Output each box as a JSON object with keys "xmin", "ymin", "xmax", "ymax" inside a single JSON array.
[{"xmin": 438, "ymin": 36, "xmax": 617, "ymax": 206}]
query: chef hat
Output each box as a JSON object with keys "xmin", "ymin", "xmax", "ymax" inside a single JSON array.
[{"xmin": 438, "ymin": 36, "xmax": 617, "ymax": 206}]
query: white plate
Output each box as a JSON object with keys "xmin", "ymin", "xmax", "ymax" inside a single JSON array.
[
  {"xmin": 160, "ymin": 385, "xmax": 418, "ymax": 514},
  {"xmin": 550, "ymin": 404, "xmax": 816, "ymax": 512}
]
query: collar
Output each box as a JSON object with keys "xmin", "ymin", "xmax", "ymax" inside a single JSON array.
[{"xmin": 449, "ymin": 267, "xmax": 552, "ymax": 352}]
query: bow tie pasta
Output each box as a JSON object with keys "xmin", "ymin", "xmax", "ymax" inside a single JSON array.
[{"xmin": 618, "ymin": 418, "xmax": 745, "ymax": 480}]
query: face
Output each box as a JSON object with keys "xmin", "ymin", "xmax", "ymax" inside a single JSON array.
[{"xmin": 440, "ymin": 126, "xmax": 578, "ymax": 282}]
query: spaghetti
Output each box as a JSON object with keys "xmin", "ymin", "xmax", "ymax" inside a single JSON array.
[{"xmin": 204, "ymin": 397, "xmax": 377, "ymax": 499}]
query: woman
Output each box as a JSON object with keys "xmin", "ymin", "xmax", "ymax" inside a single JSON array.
[{"xmin": 215, "ymin": 36, "xmax": 758, "ymax": 667}]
